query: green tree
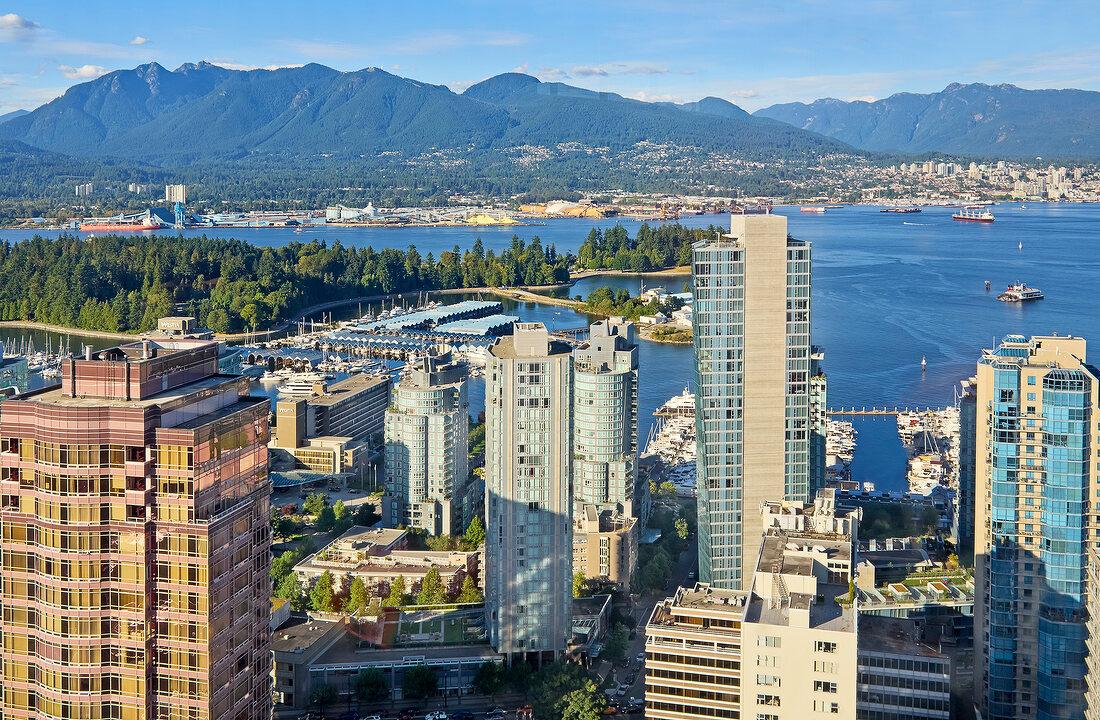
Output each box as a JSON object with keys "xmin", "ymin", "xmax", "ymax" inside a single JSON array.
[
  {"xmin": 354, "ymin": 667, "xmax": 389, "ymax": 704},
  {"xmin": 456, "ymin": 575, "xmax": 484, "ymax": 604},
  {"xmin": 561, "ymin": 682, "xmax": 607, "ymax": 720},
  {"xmin": 602, "ymin": 623, "xmax": 629, "ymax": 665},
  {"xmin": 334, "ymin": 500, "xmax": 349, "ymax": 520},
  {"xmin": 303, "ymin": 492, "xmax": 327, "ymax": 516},
  {"xmin": 355, "ymin": 501, "xmax": 381, "ymax": 527},
  {"xmin": 309, "ymin": 570, "xmax": 337, "ymax": 613},
  {"xmin": 275, "ymin": 574, "xmax": 307, "ymax": 611},
  {"xmin": 473, "ymin": 661, "xmax": 504, "ymax": 700},
  {"xmin": 464, "ymin": 516, "xmax": 485, "ymax": 547},
  {"xmin": 573, "ymin": 571, "xmax": 588, "ymax": 598},
  {"xmin": 309, "ymin": 683, "xmax": 338, "ymax": 714},
  {"xmin": 675, "ymin": 517, "xmax": 689, "ymax": 541},
  {"xmin": 403, "ymin": 664, "xmax": 438, "ymax": 699},
  {"xmin": 315, "ymin": 505, "xmax": 336, "ymax": 532},
  {"xmin": 417, "ymin": 567, "xmax": 447, "ymax": 606},
  {"xmin": 274, "ymin": 516, "xmax": 298, "ymax": 540},
  {"xmin": 382, "ymin": 575, "xmax": 408, "ymax": 607},
  {"xmin": 347, "ymin": 577, "xmax": 369, "ymax": 615}
]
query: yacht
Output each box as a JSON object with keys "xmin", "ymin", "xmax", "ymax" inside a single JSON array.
[
  {"xmin": 998, "ymin": 282, "xmax": 1043, "ymax": 302},
  {"xmin": 277, "ymin": 373, "xmax": 328, "ymax": 396}
]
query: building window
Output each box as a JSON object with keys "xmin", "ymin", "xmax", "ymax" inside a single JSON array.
[
  {"xmin": 813, "ymin": 681, "xmax": 837, "ymax": 693},
  {"xmin": 814, "ymin": 641, "xmax": 837, "ymax": 653}
]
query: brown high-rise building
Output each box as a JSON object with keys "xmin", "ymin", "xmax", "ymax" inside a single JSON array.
[{"xmin": 0, "ymin": 339, "xmax": 272, "ymax": 720}]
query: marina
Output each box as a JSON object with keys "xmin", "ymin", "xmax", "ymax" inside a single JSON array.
[{"xmin": 643, "ymin": 388, "xmax": 697, "ymax": 497}]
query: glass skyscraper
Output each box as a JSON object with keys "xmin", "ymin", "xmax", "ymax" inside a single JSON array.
[
  {"xmin": 975, "ymin": 334, "xmax": 1099, "ymax": 720},
  {"xmin": 691, "ymin": 214, "xmax": 820, "ymax": 589}
]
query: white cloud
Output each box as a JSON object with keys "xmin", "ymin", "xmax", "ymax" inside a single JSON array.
[
  {"xmin": 629, "ymin": 90, "xmax": 685, "ymax": 103},
  {"xmin": 390, "ymin": 64, "xmax": 402, "ymax": 71},
  {"xmin": 572, "ymin": 62, "xmax": 676, "ymax": 77},
  {"xmin": 0, "ymin": 12, "xmax": 38, "ymax": 41},
  {"xmin": 846, "ymin": 95, "xmax": 877, "ymax": 103},
  {"xmin": 205, "ymin": 58, "xmax": 304, "ymax": 72},
  {"xmin": 727, "ymin": 89, "xmax": 758, "ymax": 99},
  {"xmin": 129, "ymin": 35, "xmax": 149, "ymax": 45},
  {"xmin": 57, "ymin": 64, "xmax": 108, "ymax": 80}
]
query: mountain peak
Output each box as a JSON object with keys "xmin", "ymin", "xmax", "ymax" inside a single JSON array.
[{"xmin": 463, "ymin": 73, "xmax": 541, "ymax": 103}]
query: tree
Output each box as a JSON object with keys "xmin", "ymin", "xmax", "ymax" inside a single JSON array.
[
  {"xmin": 573, "ymin": 571, "xmax": 589, "ymax": 599},
  {"xmin": 303, "ymin": 492, "xmax": 327, "ymax": 516},
  {"xmin": 403, "ymin": 664, "xmax": 438, "ymax": 699},
  {"xmin": 464, "ymin": 516, "xmax": 485, "ymax": 547},
  {"xmin": 602, "ymin": 624, "xmax": 629, "ymax": 665},
  {"xmin": 355, "ymin": 501, "xmax": 381, "ymax": 527},
  {"xmin": 310, "ymin": 570, "xmax": 337, "ymax": 613},
  {"xmin": 274, "ymin": 516, "xmax": 298, "ymax": 540},
  {"xmin": 417, "ymin": 567, "xmax": 446, "ymax": 606},
  {"xmin": 275, "ymin": 574, "xmax": 307, "ymax": 611},
  {"xmin": 473, "ymin": 661, "xmax": 504, "ymax": 700},
  {"xmin": 315, "ymin": 505, "xmax": 336, "ymax": 532},
  {"xmin": 334, "ymin": 500, "xmax": 349, "ymax": 520},
  {"xmin": 456, "ymin": 575, "xmax": 483, "ymax": 604},
  {"xmin": 382, "ymin": 575, "xmax": 408, "ymax": 607},
  {"xmin": 675, "ymin": 517, "xmax": 689, "ymax": 541},
  {"xmin": 347, "ymin": 577, "xmax": 369, "ymax": 615},
  {"xmin": 561, "ymin": 682, "xmax": 607, "ymax": 720},
  {"xmin": 309, "ymin": 683, "xmax": 338, "ymax": 714},
  {"xmin": 354, "ymin": 667, "xmax": 389, "ymax": 704}
]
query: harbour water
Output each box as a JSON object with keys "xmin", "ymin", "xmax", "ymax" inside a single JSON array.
[{"xmin": 4, "ymin": 202, "xmax": 1099, "ymax": 491}]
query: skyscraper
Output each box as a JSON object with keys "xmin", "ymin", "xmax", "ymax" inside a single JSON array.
[
  {"xmin": 691, "ymin": 213, "xmax": 818, "ymax": 589},
  {"xmin": 384, "ymin": 346, "xmax": 472, "ymax": 536},
  {"xmin": 974, "ymin": 334, "xmax": 1099, "ymax": 720},
  {"xmin": 0, "ymin": 339, "xmax": 272, "ymax": 720},
  {"xmin": 484, "ymin": 323, "xmax": 573, "ymax": 663},
  {"xmin": 572, "ymin": 317, "xmax": 640, "ymax": 518}
]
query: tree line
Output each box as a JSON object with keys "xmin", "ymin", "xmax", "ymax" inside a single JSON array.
[{"xmin": 575, "ymin": 222, "xmax": 722, "ymax": 271}]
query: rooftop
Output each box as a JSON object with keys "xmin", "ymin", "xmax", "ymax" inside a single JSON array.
[
  {"xmin": 308, "ymin": 373, "xmax": 390, "ymax": 407},
  {"xmin": 16, "ymin": 372, "xmax": 242, "ymax": 410},
  {"xmin": 488, "ymin": 323, "xmax": 572, "ymax": 359},
  {"xmin": 858, "ymin": 615, "xmax": 946, "ymax": 659},
  {"xmin": 271, "ymin": 616, "xmax": 343, "ymax": 655}
]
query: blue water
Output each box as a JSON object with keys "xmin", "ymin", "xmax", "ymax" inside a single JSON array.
[{"xmin": 5, "ymin": 203, "xmax": 1099, "ymax": 491}]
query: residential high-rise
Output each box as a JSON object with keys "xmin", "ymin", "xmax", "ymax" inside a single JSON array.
[
  {"xmin": 484, "ymin": 323, "xmax": 573, "ymax": 663},
  {"xmin": 691, "ymin": 213, "xmax": 818, "ymax": 589},
  {"xmin": 956, "ymin": 376, "xmax": 978, "ymax": 562},
  {"xmin": 165, "ymin": 184, "xmax": 187, "ymax": 204},
  {"xmin": 384, "ymin": 347, "xmax": 472, "ymax": 536},
  {"xmin": 572, "ymin": 317, "xmax": 639, "ymax": 517},
  {"xmin": 0, "ymin": 339, "xmax": 272, "ymax": 720},
  {"xmin": 974, "ymin": 334, "xmax": 1099, "ymax": 720}
]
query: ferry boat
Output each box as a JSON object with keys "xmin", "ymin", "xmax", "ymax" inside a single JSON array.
[
  {"xmin": 952, "ymin": 208, "xmax": 995, "ymax": 223},
  {"xmin": 879, "ymin": 207, "xmax": 922, "ymax": 213},
  {"xmin": 800, "ymin": 206, "xmax": 827, "ymax": 214},
  {"xmin": 998, "ymin": 282, "xmax": 1043, "ymax": 302}
]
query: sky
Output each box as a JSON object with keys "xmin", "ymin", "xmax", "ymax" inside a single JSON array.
[{"xmin": 2, "ymin": 1, "xmax": 1100, "ymax": 115}]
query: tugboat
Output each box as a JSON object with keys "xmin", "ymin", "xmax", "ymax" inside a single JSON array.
[
  {"xmin": 952, "ymin": 208, "xmax": 995, "ymax": 223},
  {"xmin": 998, "ymin": 282, "xmax": 1043, "ymax": 302}
]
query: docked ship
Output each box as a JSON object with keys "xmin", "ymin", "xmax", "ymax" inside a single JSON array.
[
  {"xmin": 952, "ymin": 208, "xmax": 995, "ymax": 223},
  {"xmin": 998, "ymin": 282, "xmax": 1043, "ymax": 302},
  {"xmin": 276, "ymin": 372, "xmax": 329, "ymax": 396},
  {"xmin": 800, "ymin": 206, "xmax": 827, "ymax": 214},
  {"xmin": 879, "ymin": 207, "xmax": 922, "ymax": 213},
  {"xmin": 80, "ymin": 214, "xmax": 164, "ymax": 232}
]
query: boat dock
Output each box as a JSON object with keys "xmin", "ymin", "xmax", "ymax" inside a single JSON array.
[{"xmin": 827, "ymin": 407, "xmax": 939, "ymax": 416}]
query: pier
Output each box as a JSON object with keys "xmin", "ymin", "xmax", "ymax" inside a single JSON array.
[{"xmin": 827, "ymin": 407, "xmax": 939, "ymax": 416}]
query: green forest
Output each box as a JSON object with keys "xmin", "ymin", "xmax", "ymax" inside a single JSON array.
[
  {"xmin": 0, "ymin": 233, "xmax": 569, "ymax": 334},
  {"xmin": 575, "ymin": 222, "xmax": 722, "ymax": 271}
]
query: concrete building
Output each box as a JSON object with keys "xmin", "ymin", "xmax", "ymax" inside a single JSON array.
[
  {"xmin": 0, "ymin": 339, "xmax": 272, "ymax": 720},
  {"xmin": 384, "ymin": 347, "xmax": 472, "ymax": 536},
  {"xmin": 272, "ymin": 373, "xmax": 391, "ymax": 475},
  {"xmin": 956, "ymin": 377, "xmax": 978, "ymax": 561},
  {"xmin": 572, "ymin": 506, "xmax": 637, "ymax": 592},
  {"xmin": 691, "ymin": 213, "xmax": 819, "ymax": 589},
  {"xmin": 484, "ymin": 323, "xmax": 573, "ymax": 663},
  {"xmin": 573, "ymin": 318, "xmax": 640, "ymax": 519},
  {"xmin": 856, "ymin": 616, "xmax": 951, "ymax": 720},
  {"xmin": 973, "ymin": 334, "xmax": 1099, "ymax": 720},
  {"xmin": 645, "ymin": 491, "xmax": 859, "ymax": 720},
  {"xmin": 165, "ymin": 184, "xmax": 187, "ymax": 204}
]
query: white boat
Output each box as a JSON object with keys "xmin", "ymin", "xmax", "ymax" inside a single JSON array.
[
  {"xmin": 277, "ymin": 373, "xmax": 327, "ymax": 396},
  {"xmin": 998, "ymin": 282, "xmax": 1043, "ymax": 302}
]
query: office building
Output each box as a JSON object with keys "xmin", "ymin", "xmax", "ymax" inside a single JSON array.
[
  {"xmin": 856, "ymin": 616, "xmax": 951, "ymax": 720},
  {"xmin": 974, "ymin": 334, "xmax": 1099, "ymax": 720},
  {"xmin": 0, "ymin": 339, "xmax": 272, "ymax": 720},
  {"xmin": 272, "ymin": 373, "xmax": 390, "ymax": 475},
  {"xmin": 645, "ymin": 491, "xmax": 858, "ymax": 720},
  {"xmin": 692, "ymin": 213, "xmax": 819, "ymax": 589},
  {"xmin": 165, "ymin": 184, "xmax": 187, "ymax": 204},
  {"xmin": 384, "ymin": 347, "xmax": 472, "ymax": 535},
  {"xmin": 573, "ymin": 318, "xmax": 640, "ymax": 517},
  {"xmin": 484, "ymin": 323, "xmax": 573, "ymax": 663}
]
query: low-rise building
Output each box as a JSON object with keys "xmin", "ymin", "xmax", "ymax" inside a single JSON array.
[
  {"xmin": 856, "ymin": 616, "xmax": 951, "ymax": 720},
  {"xmin": 573, "ymin": 505, "xmax": 637, "ymax": 592}
]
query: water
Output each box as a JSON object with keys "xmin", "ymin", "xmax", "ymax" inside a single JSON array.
[{"xmin": 6, "ymin": 203, "xmax": 1099, "ymax": 491}]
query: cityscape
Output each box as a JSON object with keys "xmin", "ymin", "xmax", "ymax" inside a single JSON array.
[{"xmin": 1, "ymin": 3, "xmax": 1100, "ymax": 720}]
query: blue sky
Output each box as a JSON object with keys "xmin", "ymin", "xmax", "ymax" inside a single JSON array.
[{"xmin": 2, "ymin": 1, "xmax": 1099, "ymax": 114}]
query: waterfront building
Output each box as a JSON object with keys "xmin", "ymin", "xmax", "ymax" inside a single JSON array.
[
  {"xmin": 484, "ymin": 323, "xmax": 573, "ymax": 663},
  {"xmin": 691, "ymin": 213, "xmax": 819, "ymax": 589},
  {"xmin": 572, "ymin": 317, "xmax": 640, "ymax": 518},
  {"xmin": 384, "ymin": 347, "xmax": 472, "ymax": 536},
  {"xmin": 973, "ymin": 334, "xmax": 1099, "ymax": 720},
  {"xmin": 0, "ymin": 339, "xmax": 272, "ymax": 720}
]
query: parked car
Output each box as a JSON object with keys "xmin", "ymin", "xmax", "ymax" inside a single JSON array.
[
  {"xmin": 486, "ymin": 709, "xmax": 507, "ymax": 719},
  {"xmin": 635, "ymin": 653, "xmax": 645, "ymax": 663},
  {"xmin": 602, "ymin": 706, "xmax": 618, "ymax": 715},
  {"xmin": 426, "ymin": 712, "xmax": 448, "ymax": 720},
  {"xmin": 398, "ymin": 709, "xmax": 420, "ymax": 720},
  {"xmin": 622, "ymin": 705, "xmax": 644, "ymax": 715},
  {"xmin": 449, "ymin": 712, "xmax": 473, "ymax": 720},
  {"xmin": 363, "ymin": 715, "xmax": 381, "ymax": 720},
  {"xmin": 626, "ymin": 673, "xmax": 636, "ymax": 685},
  {"xmin": 338, "ymin": 713, "xmax": 360, "ymax": 720},
  {"xmin": 687, "ymin": 571, "xmax": 696, "ymax": 581}
]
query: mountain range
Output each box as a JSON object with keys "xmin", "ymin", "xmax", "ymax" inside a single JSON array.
[
  {"xmin": 0, "ymin": 62, "xmax": 846, "ymax": 165},
  {"xmin": 755, "ymin": 83, "xmax": 1100, "ymax": 158}
]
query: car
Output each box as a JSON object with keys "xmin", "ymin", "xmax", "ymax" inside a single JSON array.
[
  {"xmin": 615, "ymin": 688, "xmax": 626, "ymax": 697},
  {"xmin": 426, "ymin": 712, "xmax": 448, "ymax": 720},
  {"xmin": 338, "ymin": 713, "xmax": 360, "ymax": 720},
  {"xmin": 486, "ymin": 709, "xmax": 507, "ymax": 719},
  {"xmin": 626, "ymin": 673, "xmax": 636, "ymax": 685},
  {"xmin": 363, "ymin": 715, "xmax": 381, "ymax": 720},
  {"xmin": 348, "ymin": 487, "xmax": 361, "ymax": 494},
  {"xmin": 450, "ymin": 712, "xmax": 473, "ymax": 720},
  {"xmin": 687, "ymin": 571, "xmax": 696, "ymax": 580},
  {"xmin": 635, "ymin": 653, "xmax": 646, "ymax": 663},
  {"xmin": 622, "ymin": 705, "xmax": 644, "ymax": 715},
  {"xmin": 398, "ymin": 709, "xmax": 420, "ymax": 720},
  {"xmin": 297, "ymin": 714, "xmax": 321, "ymax": 720},
  {"xmin": 602, "ymin": 706, "xmax": 618, "ymax": 715}
]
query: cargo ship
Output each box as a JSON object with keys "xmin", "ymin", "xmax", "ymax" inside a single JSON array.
[
  {"xmin": 952, "ymin": 208, "xmax": 995, "ymax": 223},
  {"xmin": 800, "ymin": 206, "xmax": 827, "ymax": 214},
  {"xmin": 80, "ymin": 217, "xmax": 163, "ymax": 232}
]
